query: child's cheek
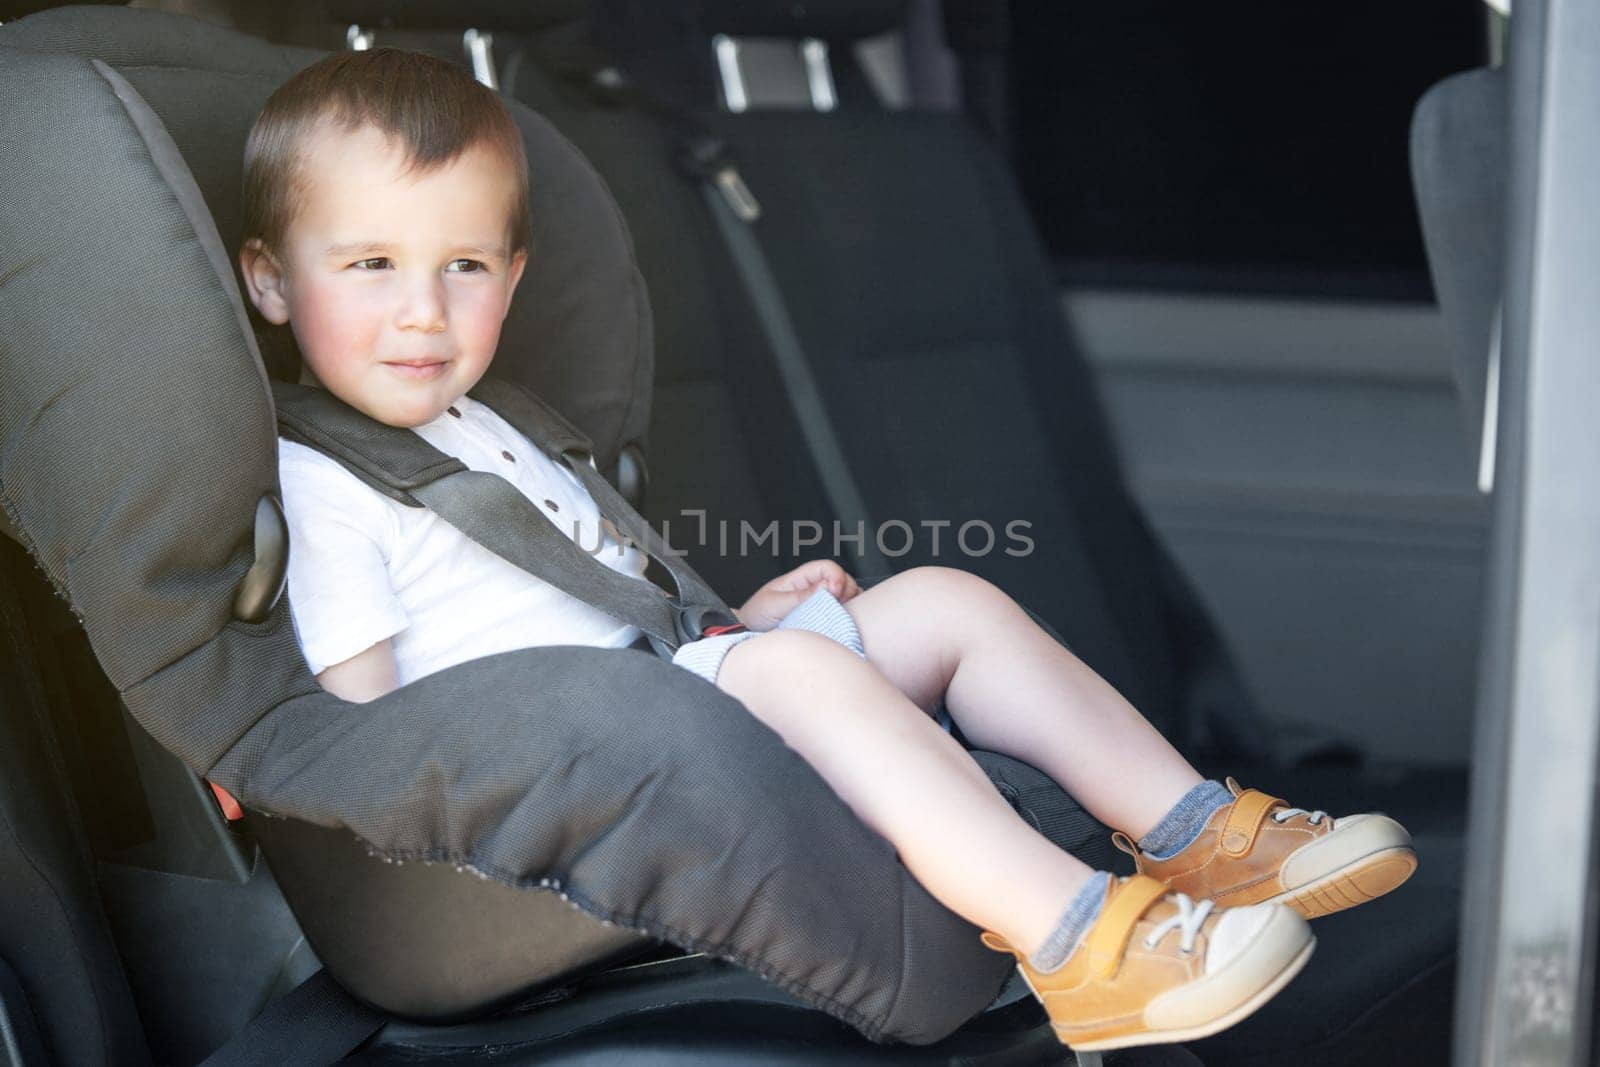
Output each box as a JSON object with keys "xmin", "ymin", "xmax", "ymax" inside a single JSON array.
[
  {"xmin": 296, "ymin": 279, "xmax": 383, "ymax": 365},
  {"xmin": 454, "ymin": 284, "xmax": 512, "ymax": 357}
]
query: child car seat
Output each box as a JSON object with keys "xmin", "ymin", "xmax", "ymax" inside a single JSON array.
[{"xmin": 0, "ymin": 9, "xmax": 1106, "ymax": 1055}]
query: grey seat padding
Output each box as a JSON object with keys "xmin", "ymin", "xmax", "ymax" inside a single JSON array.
[{"xmin": 0, "ymin": 23, "xmax": 1020, "ymax": 1044}]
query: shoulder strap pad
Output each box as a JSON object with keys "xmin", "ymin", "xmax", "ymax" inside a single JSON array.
[
  {"xmin": 271, "ymin": 378, "xmax": 598, "ymax": 502},
  {"xmin": 271, "ymin": 381, "xmax": 462, "ymax": 505}
]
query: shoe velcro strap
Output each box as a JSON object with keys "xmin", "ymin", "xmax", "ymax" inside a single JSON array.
[
  {"xmin": 1084, "ymin": 874, "xmax": 1169, "ymax": 980},
  {"xmin": 1220, "ymin": 788, "xmax": 1284, "ymax": 857}
]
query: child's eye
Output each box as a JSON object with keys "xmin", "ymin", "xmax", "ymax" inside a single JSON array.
[
  {"xmin": 351, "ymin": 257, "xmax": 390, "ymax": 271},
  {"xmin": 446, "ymin": 259, "xmax": 486, "ymax": 274}
]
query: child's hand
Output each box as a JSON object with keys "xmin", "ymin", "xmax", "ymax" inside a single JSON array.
[{"xmin": 735, "ymin": 560, "xmax": 861, "ymax": 631}]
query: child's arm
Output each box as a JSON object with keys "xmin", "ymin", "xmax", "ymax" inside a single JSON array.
[
  {"xmin": 317, "ymin": 638, "xmax": 401, "ymax": 703},
  {"xmin": 279, "ymin": 442, "xmax": 411, "ymax": 695}
]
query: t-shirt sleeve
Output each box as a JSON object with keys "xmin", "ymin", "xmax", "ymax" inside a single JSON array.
[{"xmin": 277, "ymin": 440, "xmax": 410, "ymax": 676}]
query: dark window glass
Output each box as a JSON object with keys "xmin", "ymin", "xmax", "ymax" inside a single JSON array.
[{"xmin": 1010, "ymin": 1, "xmax": 1487, "ymax": 297}]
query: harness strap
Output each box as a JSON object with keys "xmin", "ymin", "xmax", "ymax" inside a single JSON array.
[
  {"xmin": 549, "ymin": 60, "xmax": 894, "ymax": 586},
  {"xmin": 273, "ymin": 381, "xmax": 465, "ymax": 504},
  {"xmin": 271, "ymin": 379, "xmax": 734, "ymax": 651},
  {"xmin": 681, "ymin": 140, "xmax": 895, "ymax": 586},
  {"xmin": 410, "ymin": 468, "xmax": 682, "ymax": 647}
]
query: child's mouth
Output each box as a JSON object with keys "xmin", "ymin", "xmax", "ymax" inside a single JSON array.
[{"xmin": 383, "ymin": 359, "xmax": 450, "ymax": 380}]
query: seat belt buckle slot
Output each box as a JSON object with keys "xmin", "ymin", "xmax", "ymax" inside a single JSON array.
[{"xmin": 672, "ymin": 601, "xmax": 741, "ymax": 645}]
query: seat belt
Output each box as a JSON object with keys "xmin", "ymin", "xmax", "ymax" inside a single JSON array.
[
  {"xmin": 533, "ymin": 51, "xmax": 895, "ymax": 585},
  {"xmin": 272, "ymin": 380, "xmax": 736, "ymax": 653},
  {"xmin": 676, "ymin": 137, "xmax": 895, "ymax": 585},
  {"xmin": 198, "ymin": 969, "xmax": 384, "ymax": 1066}
]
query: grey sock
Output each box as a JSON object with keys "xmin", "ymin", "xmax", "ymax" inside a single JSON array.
[
  {"xmin": 1027, "ymin": 870, "xmax": 1112, "ymax": 974},
  {"xmin": 1138, "ymin": 779, "xmax": 1233, "ymax": 860}
]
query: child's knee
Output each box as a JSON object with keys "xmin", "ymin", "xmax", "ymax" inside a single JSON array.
[
  {"xmin": 874, "ymin": 565, "xmax": 1009, "ymax": 617},
  {"xmin": 718, "ymin": 628, "xmax": 868, "ymax": 694}
]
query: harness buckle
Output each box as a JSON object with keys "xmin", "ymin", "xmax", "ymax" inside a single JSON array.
[{"xmin": 672, "ymin": 600, "xmax": 741, "ymax": 646}]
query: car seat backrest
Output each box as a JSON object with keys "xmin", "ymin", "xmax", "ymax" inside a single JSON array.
[
  {"xmin": 481, "ymin": 32, "xmax": 841, "ymax": 604},
  {"xmin": 0, "ymin": 8, "xmax": 655, "ymax": 770},
  {"xmin": 1410, "ymin": 66, "xmax": 1507, "ymax": 454},
  {"xmin": 577, "ymin": 0, "xmax": 1266, "ymax": 753}
]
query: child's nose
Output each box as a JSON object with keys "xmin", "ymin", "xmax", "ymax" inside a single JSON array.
[{"xmin": 395, "ymin": 276, "xmax": 447, "ymax": 333}]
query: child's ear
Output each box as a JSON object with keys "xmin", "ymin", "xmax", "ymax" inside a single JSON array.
[
  {"xmin": 240, "ymin": 239, "xmax": 291, "ymax": 325},
  {"xmin": 502, "ymin": 248, "xmax": 528, "ymax": 318}
]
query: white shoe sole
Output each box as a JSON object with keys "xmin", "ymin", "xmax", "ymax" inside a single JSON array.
[
  {"xmin": 1267, "ymin": 844, "xmax": 1418, "ymax": 919},
  {"xmin": 1048, "ymin": 906, "xmax": 1317, "ymax": 1052}
]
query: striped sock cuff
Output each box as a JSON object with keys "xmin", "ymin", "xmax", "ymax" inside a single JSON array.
[
  {"xmin": 1138, "ymin": 779, "xmax": 1233, "ymax": 860},
  {"xmin": 1027, "ymin": 870, "xmax": 1113, "ymax": 974},
  {"xmin": 775, "ymin": 586, "xmax": 865, "ymax": 658}
]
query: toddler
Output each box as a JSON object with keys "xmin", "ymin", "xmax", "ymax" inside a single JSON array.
[{"xmin": 241, "ymin": 49, "xmax": 1416, "ymax": 1053}]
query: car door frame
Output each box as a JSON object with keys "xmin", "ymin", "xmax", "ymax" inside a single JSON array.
[{"xmin": 1454, "ymin": 0, "xmax": 1600, "ymax": 1061}]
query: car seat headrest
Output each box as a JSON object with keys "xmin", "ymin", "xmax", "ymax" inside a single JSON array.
[
  {"xmin": 590, "ymin": 0, "xmax": 906, "ymax": 113},
  {"xmin": 0, "ymin": 5, "xmax": 653, "ymax": 474},
  {"xmin": 694, "ymin": 0, "xmax": 908, "ymax": 42},
  {"xmin": 327, "ymin": 0, "xmax": 587, "ymax": 33}
]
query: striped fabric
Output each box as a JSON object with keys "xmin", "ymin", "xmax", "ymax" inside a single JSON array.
[{"xmin": 670, "ymin": 586, "xmax": 866, "ymax": 684}]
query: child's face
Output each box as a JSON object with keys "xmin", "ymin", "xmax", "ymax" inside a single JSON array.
[{"xmin": 242, "ymin": 122, "xmax": 527, "ymax": 427}]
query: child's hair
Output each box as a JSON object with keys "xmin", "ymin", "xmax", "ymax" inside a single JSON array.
[{"xmin": 242, "ymin": 48, "xmax": 531, "ymax": 255}]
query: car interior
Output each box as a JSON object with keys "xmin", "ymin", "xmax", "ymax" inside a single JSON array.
[{"xmin": 0, "ymin": 0, "xmax": 1514, "ymax": 1064}]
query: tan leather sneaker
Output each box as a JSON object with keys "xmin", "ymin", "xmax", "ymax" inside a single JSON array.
[
  {"xmin": 979, "ymin": 873, "xmax": 1314, "ymax": 1051},
  {"xmin": 1115, "ymin": 778, "xmax": 1418, "ymax": 919}
]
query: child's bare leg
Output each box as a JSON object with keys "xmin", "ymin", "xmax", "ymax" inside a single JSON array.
[
  {"xmin": 717, "ymin": 629, "xmax": 1094, "ymax": 956},
  {"xmin": 842, "ymin": 566, "xmax": 1205, "ymax": 839}
]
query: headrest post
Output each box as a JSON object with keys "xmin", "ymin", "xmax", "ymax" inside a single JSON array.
[
  {"xmin": 713, "ymin": 33, "xmax": 839, "ymax": 114},
  {"xmin": 463, "ymin": 29, "xmax": 499, "ymax": 90},
  {"xmin": 800, "ymin": 38, "xmax": 837, "ymax": 112},
  {"xmin": 346, "ymin": 24, "xmax": 375, "ymax": 51},
  {"xmin": 712, "ymin": 34, "xmax": 748, "ymax": 112}
]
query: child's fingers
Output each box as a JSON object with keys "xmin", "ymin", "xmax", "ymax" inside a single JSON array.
[
  {"xmin": 776, "ymin": 560, "xmax": 833, "ymax": 592},
  {"xmin": 766, "ymin": 559, "xmax": 854, "ymax": 600},
  {"xmin": 817, "ymin": 564, "xmax": 852, "ymax": 599}
]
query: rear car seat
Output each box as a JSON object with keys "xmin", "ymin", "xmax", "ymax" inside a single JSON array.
[{"xmin": 475, "ymin": 1, "xmax": 1466, "ymax": 1060}]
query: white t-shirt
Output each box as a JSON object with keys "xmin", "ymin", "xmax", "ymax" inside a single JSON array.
[{"xmin": 277, "ymin": 393, "xmax": 651, "ymax": 685}]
